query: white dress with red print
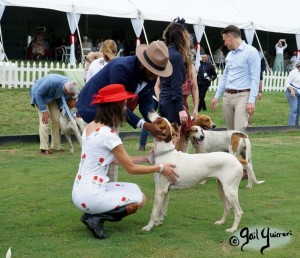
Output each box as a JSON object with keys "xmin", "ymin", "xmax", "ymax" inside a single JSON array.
[{"xmin": 72, "ymin": 126, "xmax": 143, "ymax": 214}]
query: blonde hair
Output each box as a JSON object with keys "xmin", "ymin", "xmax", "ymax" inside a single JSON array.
[{"xmin": 101, "ymin": 39, "xmax": 117, "ymax": 62}]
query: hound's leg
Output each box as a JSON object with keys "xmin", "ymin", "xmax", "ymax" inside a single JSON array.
[
  {"xmin": 214, "ymin": 179, "xmax": 231, "ymax": 226},
  {"xmin": 142, "ymin": 179, "xmax": 170, "ymax": 231},
  {"xmin": 223, "ymin": 181, "xmax": 243, "ymax": 232},
  {"xmin": 64, "ymin": 133, "xmax": 74, "ymax": 153},
  {"xmin": 155, "ymin": 191, "xmax": 170, "ymax": 226}
]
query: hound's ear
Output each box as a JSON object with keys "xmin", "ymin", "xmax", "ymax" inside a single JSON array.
[
  {"xmin": 184, "ymin": 128, "xmax": 191, "ymax": 139},
  {"xmin": 148, "ymin": 111, "xmax": 160, "ymax": 122},
  {"xmin": 171, "ymin": 122, "xmax": 179, "ymax": 136}
]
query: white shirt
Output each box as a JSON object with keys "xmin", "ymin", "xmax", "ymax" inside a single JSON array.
[
  {"xmin": 290, "ymin": 56, "xmax": 299, "ymax": 70},
  {"xmin": 275, "ymin": 43, "xmax": 287, "ymax": 55},
  {"xmin": 85, "ymin": 57, "xmax": 108, "ymax": 82},
  {"xmin": 286, "ymin": 68, "xmax": 300, "ymax": 94}
]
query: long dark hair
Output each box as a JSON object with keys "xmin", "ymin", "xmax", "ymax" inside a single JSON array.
[
  {"xmin": 94, "ymin": 102, "xmax": 126, "ymax": 128},
  {"xmin": 163, "ymin": 21, "xmax": 192, "ymax": 79}
]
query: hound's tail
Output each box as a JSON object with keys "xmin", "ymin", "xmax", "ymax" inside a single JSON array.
[{"xmin": 237, "ymin": 138, "xmax": 265, "ymax": 189}]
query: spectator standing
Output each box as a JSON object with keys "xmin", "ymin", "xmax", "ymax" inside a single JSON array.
[
  {"xmin": 55, "ymin": 37, "xmax": 67, "ymax": 60},
  {"xmin": 30, "ymin": 74, "xmax": 79, "ymax": 154},
  {"xmin": 85, "ymin": 39, "xmax": 117, "ymax": 82},
  {"xmin": 285, "ymin": 61, "xmax": 300, "ymax": 126},
  {"xmin": 211, "ymin": 25, "xmax": 260, "ymax": 179},
  {"xmin": 273, "ymin": 39, "xmax": 287, "ymax": 72},
  {"xmin": 214, "ymin": 45, "xmax": 225, "ymax": 69},
  {"xmin": 158, "ymin": 18, "xmax": 191, "ymax": 144},
  {"xmin": 82, "ymin": 36, "xmax": 93, "ymax": 55},
  {"xmin": 197, "ymin": 54, "xmax": 217, "ymax": 111},
  {"xmin": 31, "ymin": 31, "xmax": 45, "ymax": 60},
  {"xmin": 288, "ymin": 51, "xmax": 299, "ymax": 71},
  {"xmin": 83, "ymin": 51, "xmax": 102, "ymax": 83},
  {"xmin": 211, "ymin": 25, "xmax": 260, "ymax": 134}
]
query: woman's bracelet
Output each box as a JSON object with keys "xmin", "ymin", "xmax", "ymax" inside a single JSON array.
[{"xmin": 159, "ymin": 164, "xmax": 163, "ymax": 173}]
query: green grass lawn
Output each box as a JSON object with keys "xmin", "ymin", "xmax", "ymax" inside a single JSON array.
[
  {"xmin": 0, "ymin": 88, "xmax": 291, "ymax": 136},
  {"xmin": 0, "ymin": 132, "xmax": 299, "ymax": 258}
]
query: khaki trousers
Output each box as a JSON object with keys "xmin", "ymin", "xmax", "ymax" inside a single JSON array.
[
  {"xmin": 222, "ymin": 92, "xmax": 249, "ymax": 134},
  {"xmin": 107, "ymin": 126, "xmax": 120, "ymax": 182},
  {"xmin": 37, "ymin": 100, "xmax": 61, "ymax": 150}
]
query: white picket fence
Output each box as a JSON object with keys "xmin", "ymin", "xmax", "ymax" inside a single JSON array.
[
  {"xmin": 0, "ymin": 61, "xmax": 289, "ymax": 91},
  {"xmin": 0, "ymin": 61, "xmax": 83, "ymax": 89}
]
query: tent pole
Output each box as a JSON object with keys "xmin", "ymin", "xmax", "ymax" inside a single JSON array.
[
  {"xmin": 254, "ymin": 30, "xmax": 271, "ymax": 73},
  {"xmin": 0, "ymin": 24, "xmax": 8, "ymax": 61},
  {"xmin": 73, "ymin": 12, "xmax": 84, "ymax": 65},
  {"xmin": 142, "ymin": 24, "xmax": 149, "ymax": 45},
  {"xmin": 203, "ymin": 30, "xmax": 215, "ymax": 68}
]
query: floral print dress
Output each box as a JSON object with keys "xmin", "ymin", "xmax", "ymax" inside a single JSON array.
[{"xmin": 72, "ymin": 126, "xmax": 143, "ymax": 214}]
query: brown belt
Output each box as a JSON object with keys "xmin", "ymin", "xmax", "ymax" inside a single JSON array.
[{"xmin": 225, "ymin": 89, "xmax": 250, "ymax": 94}]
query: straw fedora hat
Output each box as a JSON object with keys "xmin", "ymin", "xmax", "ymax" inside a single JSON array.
[
  {"xmin": 91, "ymin": 84, "xmax": 137, "ymax": 105},
  {"xmin": 136, "ymin": 41, "xmax": 173, "ymax": 77}
]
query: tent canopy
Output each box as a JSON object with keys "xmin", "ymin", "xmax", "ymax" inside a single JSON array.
[{"xmin": 0, "ymin": 0, "xmax": 299, "ymax": 34}]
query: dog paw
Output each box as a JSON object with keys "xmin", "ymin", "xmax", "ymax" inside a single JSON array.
[
  {"xmin": 142, "ymin": 225, "xmax": 153, "ymax": 231},
  {"xmin": 225, "ymin": 227, "xmax": 237, "ymax": 233},
  {"xmin": 246, "ymin": 183, "xmax": 252, "ymax": 189},
  {"xmin": 154, "ymin": 221, "xmax": 163, "ymax": 226},
  {"xmin": 214, "ymin": 220, "xmax": 224, "ymax": 225}
]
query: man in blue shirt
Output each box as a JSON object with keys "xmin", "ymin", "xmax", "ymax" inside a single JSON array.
[
  {"xmin": 30, "ymin": 74, "xmax": 79, "ymax": 154},
  {"xmin": 211, "ymin": 25, "xmax": 260, "ymax": 134}
]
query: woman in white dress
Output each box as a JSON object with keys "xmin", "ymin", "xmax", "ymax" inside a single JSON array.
[
  {"xmin": 72, "ymin": 84, "xmax": 179, "ymax": 239},
  {"xmin": 273, "ymin": 39, "xmax": 287, "ymax": 72}
]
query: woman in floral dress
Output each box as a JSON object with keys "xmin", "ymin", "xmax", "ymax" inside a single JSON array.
[{"xmin": 72, "ymin": 84, "xmax": 179, "ymax": 239}]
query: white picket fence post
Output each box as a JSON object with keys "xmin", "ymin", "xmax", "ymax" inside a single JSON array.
[
  {"xmin": 210, "ymin": 70, "xmax": 288, "ymax": 92},
  {"xmin": 0, "ymin": 61, "xmax": 83, "ymax": 89}
]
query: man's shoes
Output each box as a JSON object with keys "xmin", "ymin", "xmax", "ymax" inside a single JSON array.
[
  {"xmin": 138, "ymin": 146, "xmax": 145, "ymax": 151},
  {"xmin": 40, "ymin": 149, "xmax": 53, "ymax": 155}
]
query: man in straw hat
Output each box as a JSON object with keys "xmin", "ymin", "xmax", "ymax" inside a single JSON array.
[{"xmin": 77, "ymin": 40, "xmax": 173, "ymax": 181}]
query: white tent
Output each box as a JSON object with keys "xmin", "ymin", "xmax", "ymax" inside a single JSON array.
[
  {"xmin": 1, "ymin": 0, "xmax": 299, "ymax": 33},
  {"xmin": 0, "ymin": 0, "xmax": 299, "ymax": 66}
]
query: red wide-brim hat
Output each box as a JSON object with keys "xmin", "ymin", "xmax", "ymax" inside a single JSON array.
[{"xmin": 91, "ymin": 84, "xmax": 137, "ymax": 105}]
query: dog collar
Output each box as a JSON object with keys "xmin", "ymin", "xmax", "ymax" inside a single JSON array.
[{"xmin": 153, "ymin": 147, "xmax": 176, "ymax": 158}]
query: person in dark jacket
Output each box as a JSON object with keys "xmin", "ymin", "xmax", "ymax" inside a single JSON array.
[
  {"xmin": 197, "ymin": 54, "xmax": 217, "ymax": 111},
  {"xmin": 76, "ymin": 40, "xmax": 173, "ymax": 182}
]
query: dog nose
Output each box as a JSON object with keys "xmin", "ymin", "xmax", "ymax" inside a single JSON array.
[
  {"xmin": 212, "ymin": 124, "xmax": 216, "ymax": 129},
  {"xmin": 200, "ymin": 135, "xmax": 204, "ymax": 140}
]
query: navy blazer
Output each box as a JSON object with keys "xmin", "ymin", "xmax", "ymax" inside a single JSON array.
[{"xmin": 76, "ymin": 56, "xmax": 155, "ymax": 128}]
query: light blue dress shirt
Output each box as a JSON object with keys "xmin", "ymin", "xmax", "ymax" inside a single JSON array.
[
  {"xmin": 30, "ymin": 74, "xmax": 69, "ymax": 112},
  {"xmin": 214, "ymin": 41, "xmax": 260, "ymax": 103}
]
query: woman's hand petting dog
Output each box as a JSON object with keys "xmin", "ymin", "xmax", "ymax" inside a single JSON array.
[{"xmin": 161, "ymin": 163, "xmax": 179, "ymax": 183}]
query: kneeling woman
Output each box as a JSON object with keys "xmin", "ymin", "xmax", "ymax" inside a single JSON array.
[{"xmin": 72, "ymin": 84, "xmax": 179, "ymax": 239}]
